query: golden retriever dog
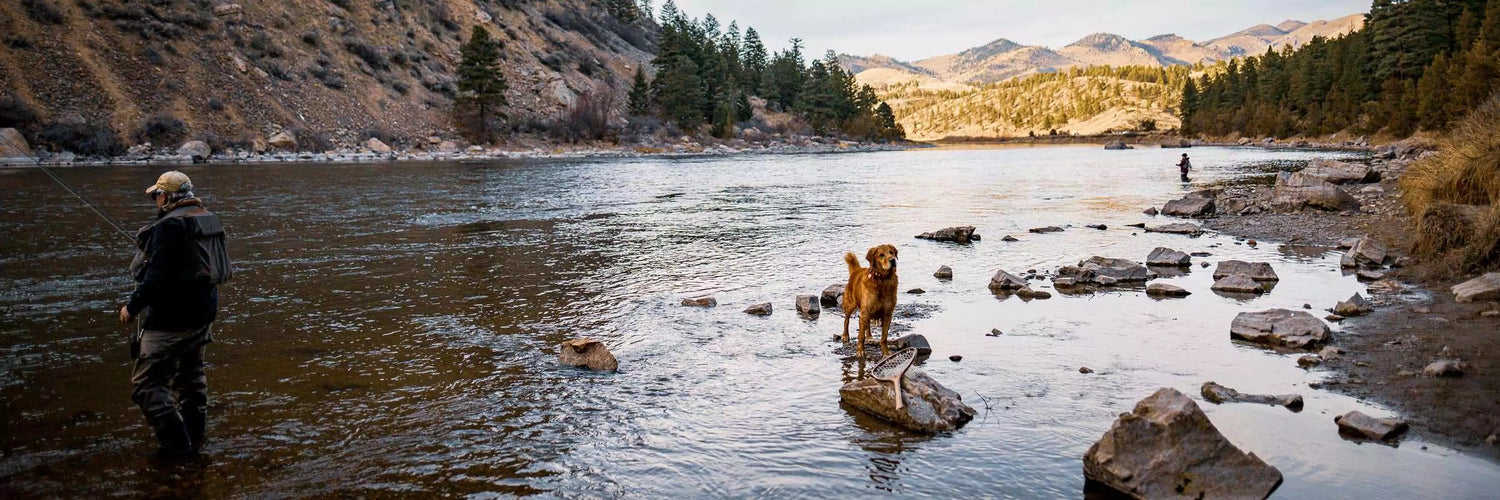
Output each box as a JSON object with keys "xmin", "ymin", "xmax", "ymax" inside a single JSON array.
[{"xmin": 842, "ymin": 244, "xmax": 899, "ymax": 358}]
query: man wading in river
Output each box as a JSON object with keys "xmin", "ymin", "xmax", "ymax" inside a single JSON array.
[
  {"xmin": 1176, "ymin": 153, "xmax": 1192, "ymax": 182},
  {"xmin": 119, "ymin": 171, "xmax": 231, "ymax": 458}
]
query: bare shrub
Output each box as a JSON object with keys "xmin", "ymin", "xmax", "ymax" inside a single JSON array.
[
  {"xmin": 0, "ymin": 98, "xmax": 40, "ymax": 130},
  {"xmin": 36, "ymin": 121, "xmax": 123, "ymax": 156},
  {"xmin": 134, "ymin": 113, "xmax": 187, "ymax": 145},
  {"xmin": 550, "ymin": 86, "xmax": 618, "ymax": 143},
  {"xmin": 23, "ymin": 0, "xmax": 65, "ymax": 24}
]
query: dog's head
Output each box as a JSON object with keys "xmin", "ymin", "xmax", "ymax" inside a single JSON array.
[{"xmin": 865, "ymin": 244, "xmax": 898, "ymax": 279}]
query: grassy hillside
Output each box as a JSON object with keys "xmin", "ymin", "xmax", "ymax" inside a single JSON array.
[{"xmin": 0, "ymin": 0, "xmax": 655, "ymax": 152}]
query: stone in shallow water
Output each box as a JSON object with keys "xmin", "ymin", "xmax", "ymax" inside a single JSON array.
[
  {"xmin": 839, "ymin": 368, "xmax": 975, "ymax": 433},
  {"xmin": 933, "ymin": 265, "xmax": 953, "ymax": 280},
  {"xmin": 1200, "ymin": 381, "xmax": 1303, "ymax": 410},
  {"xmin": 1084, "ymin": 388, "xmax": 1283, "ymax": 499},
  {"xmin": 1341, "ymin": 238, "xmax": 1388, "ymax": 269},
  {"xmin": 1081, "ymin": 256, "xmax": 1152, "ymax": 283},
  {"xmin": 1230, "ymin": 309, "xmax": 1331, "ymax": 349},
  {"xmin": 681, "ymin": 296, "xmax": 717, "ymax": 307},
  {"xmin": 558, "ymin": 339, "xmax": 618, "ymax": 372},
  {"xmin": 796, "ymin": 295, "xmax": 820, "ymax": 318},
  {"xmin": 743, "ymin": 302, "xmax": 772, "ymax": 316},
  {"xmin": 1334, "ymin": 411, "xmax": 1408, "ymax": 441},
  {"xmin": 1029, "ymin": 226, "xmax": 1064, "ymax": 234},
  {"xmin": 1213, "ymin": 260, "xmax": 1279, "ymax": 281},
  {"xmin": 988, "ymin": 269, "xmax": 1028, "ymax": 291},
  {"xmin": 1212, "ymin": 274, "xmax": 1264, "ymax": 294},
  {"xmin": 1146, "ymin": 283, "xmax": 1191, "ymax": 297},
  {"xmin": 1144, "ymin": 222, "xmax": 1204, "ymax": 235},
  {"xmin": 915, "ymin": 225, "xmax": 978, "ymax": 244},
  {"xmin": 1146, "ymin": 247, "xmax": 1191, "ymax": 266},
  {"xmin": 821, "ymin": 284, "xmax": 844, "ymax": 306},
  {"xmin": 1333, "ymin": 293, "xmax": 1373, "ymax": 317}
]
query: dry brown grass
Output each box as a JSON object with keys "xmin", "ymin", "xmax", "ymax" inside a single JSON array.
[{"xmin": 1401, "ymin": 92, "xmax": 1500, "ymax": 275}]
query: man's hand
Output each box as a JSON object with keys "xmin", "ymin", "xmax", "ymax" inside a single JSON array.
[{"xmin": 119, "ymin": 306, "xmax": 132, "ymax": 324}]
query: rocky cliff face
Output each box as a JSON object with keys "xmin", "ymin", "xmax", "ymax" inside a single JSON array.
[{"xmin": 0, "ymin": 0, "xmax": 655, "ymax": 149}]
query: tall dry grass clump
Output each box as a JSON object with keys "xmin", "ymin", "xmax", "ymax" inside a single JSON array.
[{"xmin": 1401, "ymin": 92, "xmax": 1500, "ymax": 275}]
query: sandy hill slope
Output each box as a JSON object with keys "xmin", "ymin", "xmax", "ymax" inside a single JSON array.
[{"xmin": 0, "ymin": 0, "xmax": 655, "ymax": 149}]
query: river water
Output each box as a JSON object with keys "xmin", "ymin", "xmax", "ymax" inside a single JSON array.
[{"xmin": 2, "ymin": 146, "xmax": 1497, "ymax": 498}]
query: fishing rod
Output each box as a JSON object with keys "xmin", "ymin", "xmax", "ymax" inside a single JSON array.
[{"xmin": 1, "ymin": 131, "xmax": 137, "ymax": 245}]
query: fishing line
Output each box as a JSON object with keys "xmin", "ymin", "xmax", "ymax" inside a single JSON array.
[{"xmin": 2, "ymin": 132, "xmax": 136, "ymax": 245}]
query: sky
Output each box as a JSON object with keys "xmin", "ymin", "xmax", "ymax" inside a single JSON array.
[{"xmin": 666, "ymin": 0, "xmax": 1371, "ymax": 61}]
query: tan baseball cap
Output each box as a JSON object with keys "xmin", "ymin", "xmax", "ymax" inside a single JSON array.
[{"xmin": 145, "ymin": 171, "xmax": 192, "ymax": 194}]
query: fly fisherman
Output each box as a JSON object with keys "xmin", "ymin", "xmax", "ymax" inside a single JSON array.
[
  {"xmin": 119, "ymin": 171, "xmax": 231, "ymax": 458},
  {"xmin": 1176, "ymin": 153, "xmax": 1192, "ymax": 182}
]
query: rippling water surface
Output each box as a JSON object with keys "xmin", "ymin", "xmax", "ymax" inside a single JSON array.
[{"xmin": 2, "ymin": 146, "xmax": 1497, "ymax": 497}]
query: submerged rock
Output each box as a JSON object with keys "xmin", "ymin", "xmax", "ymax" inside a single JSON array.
[
  {"xmin": 1341, "ymin": 238, "xmax": 1388, "ymax": 269},
  {"xmin": 1271, "ymin": 171, "xmax": 1360, "ymax": 212},
  {"xmin": 1213, "ymin": 260, "xmax": 1279, "ymax": 282},
  {"xmin": 916, "ymin": 226, "xmax": 978, "ymax": 244},
  {"xmin": 1001, "ymin": 235, "xmax": 1020, "ymax": 242},
  {"xmin": 839, "ymin": 368, "xmax": 976, "ymax": 433},
  {"xmin": 681, "ymin": 296, "xmax": 717, "ymax": 307},
  {"xmin": 796, "ymin": 295, "xmax": 820, "ymax": 318},
  {"xmin": 1334, "ymin": 411, "xmax": 1408, "ymax": 441},
  {"xmin": 821, "ymin": 284, "xmax": 845, "ymax": 307},
  {"xmin": 1146, "ymin": 283, "xmax": 1191, "ymax": 297},
  {"xmin": 1029, "ymin": 226, "xmax": 1064, "ymax": 234},
  {"xmin": 558, "ymin": 339, "xmax": 618, "ymax": 372},
  {"xmin": 744, "ymin": 302, "xmax": 772, "ymax": 316},
  {"xmin": 1333, "ymin": 293, "xmax": 1373, "ymax": 317},
  {"xmin": 933, "ymin": 265, "xmax": 953, "ymax": 280},
  {"xmin": 1230, "ymin": 309, "xmax": 1331, "ymax": 349},
  {"xmin": 1083, "ymin": 388, "xmax": 1283, "ymax": 499},
  {"xmin": 1200, "ymin": 381, "xmax": 1303, "ymax": 410},
  {"xmin": 1453, "ymin": 272, "xmax": 1500, "ymax": 303},
  {"xmin": 1212, "ymin": 274, "xmax": 1264, "ymax": 294},
  {"xmin": 988, "ymin": 270, "xmax": 1029, "ymax": 291},
  {"xmin": 1144, "ymin": 222, "xmax": 1204, "ymax": 236}
]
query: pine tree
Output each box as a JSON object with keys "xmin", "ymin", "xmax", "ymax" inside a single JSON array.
[
  {"xmin": 654, "ymin": 54, "xmax": 704, "ymax": 128},
  {"xmin": 628, "ymin": 66, "xmax": 652, "ymax": 115},
  {"xmin": 1417, "ymin": 54, "xmax": 1451, "ymax": 130},
  {"xmin": 456, "ymin": 26, "xmax": 508, "ymax": 142},
  {"xmin": 741, "ymin": 27, "xmax": 768, "ymax": 94}
]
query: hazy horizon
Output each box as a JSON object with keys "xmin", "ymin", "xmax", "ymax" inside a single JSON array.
[{"xmin": 667, "ymin": 0, "xmax": 1370, "ymax": 61}]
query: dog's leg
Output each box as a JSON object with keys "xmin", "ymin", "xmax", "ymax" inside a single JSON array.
[
  {"xmin": 857, "ymin": 314, "xmax": 871, "ymax": 359},
  {"xmin": 879, "ymin": 315, "xmax": 892, "ymax": 357},
  {"xmin": 842, "ymin": 310, "xmax": 851, "ymax": 344}
]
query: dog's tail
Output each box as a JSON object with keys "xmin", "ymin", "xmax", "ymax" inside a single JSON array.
[{"xmin": 844, "ymin": 252, "xmax": 861, "ymax": 275}]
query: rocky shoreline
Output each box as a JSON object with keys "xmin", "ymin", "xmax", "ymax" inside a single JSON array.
[
  {"xmin": 0, "ymin": 130, "xmax": 917, "ymax": 167},
  {"xmin": 1162, "ymin": 145, "xmax": 1500, "ymax": 458}
]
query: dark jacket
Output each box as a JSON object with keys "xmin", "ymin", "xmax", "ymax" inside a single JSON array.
[{"xmin": 127, "ymin": 204, "xmax": 221, "ymax": 332}]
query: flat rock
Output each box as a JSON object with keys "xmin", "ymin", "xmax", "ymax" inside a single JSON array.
[
  {"xmin": 796, "ymin": 295, "xmax": 820, "ymax": 318},
  {"xmin": 1029, "ymin": 226, "xmax": 1064, "ymax": 234},
  {"xmin": 1200, "ymin": 381, "xmax": 1303, "ymax": 410},
  {"xmin": 1144, "ymin": 222, "xmax": 1204, "ymax": 235},
  {"xmin": 1016, "ymin": 287, "xmax": 1051, "ymax": 299},
  {"xmin": 888, "ymin": 334, "xmax": 932, "ymax": 356},
  {"xmin": 1356, "ymin": 269, "xmax": 1386, "ymax": 281},
  {"xmin": 1161, "ymin": 190, "xmax": 1217, "ymax": 216},
  {"xmin": 1333, "ymin": 293, "xmax": 1373, "ymax": 317},
  {"xmin": 1271, "ymin": 171, "xmax": 1360, "ymax": 212},
  {"xmin": 916, "ymin": 225, "xmax": 978, "ymax": 244},
  {"xmin": 839, "ymin": 368, "xmax": 976, "ymax": 433},
  {"xmin": 1230, "ymin": 309, "xmax": 1331, "ymax": 349},
  {"xmin": 906, "ymin": 288, "xmax": 925, "ymax": 294},
  {"xmin": 1081, "ymin": 256, "xmax": 1153, "ymax": 283},
  {"xmin": 1453, "ymin": 272, "xmax": 1500, "ymax": 303},
  {"xmin": 1212, "ymin": 274, "xmax": 1264, "ymax": 294},
  {"xmin": 1340, "ymin": 238, "xmax": 1388, "ymax": 269},
  {"xmin": 1423, "ymin": 359, "xmax": 1467, "ymax": 377},
  {"xmin": 743, "ymin": 302, "xmax": 772, "ymax": 316},
  {"xmin": 1146, "ymin": 283, "xmax": 1191, "ymax": 297},
  {"xmin": 821, "ymin": 284, "xmax": 845, "ymax": 306},
  {"xmin": 1084, "ymin": 388, "xmax": 1283, "ymax": 499},
  {"xmin": 1298, "ymin": 355, "xmax": 1322, "ymax": 367},
  {"xmin": 1213, "ymin": 260, "xmax": 1279, "ymax": 281},
  {"xmin": 1303, "ymin": 158, "xmax": 1379, "ymax": 184},
  {"xmin": 681, "ymin": 296, "xmax": 717, "ymax": 307},
  {"xmin": 1146, "ymin": 247, "xmax": 1191, "ymax": 267},
  {"xmin": 1086, "ymin": 224, "xmax": 1108, "ymax": 230},
  {"xmin": 1334, "ymin": 411, "xmax": 1408, "ymax": 441},
  {"xmin": 933, "ymin": 265, "xmax": 953, "ymax": 280},
  {"xmin": 558, "ymin": 339, "xmax": 618, "ymax": 372},
  {"xmin": 988, "ymin": 269, "xmax": 1029, "ymax": 291}
]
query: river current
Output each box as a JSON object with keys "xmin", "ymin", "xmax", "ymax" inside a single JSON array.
[{"xmin": 2, "ymin": 146, "xmax": 1496, "ymax": 497}]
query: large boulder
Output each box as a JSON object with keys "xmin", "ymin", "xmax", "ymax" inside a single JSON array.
[
  {"xmin": 268, "ymin": 130, "xmax": 298, "ymax": 150},
  {"xmin": 1230, "ymin": 309, "xmax": 1331, "ymax": 349},
  {"xmin": 1200, "ymin": 382, "xmax": 1303, "ymax": 410},
  {"xmin": 1213, "ymin": 260, "xmax": 1279, "ymax": 281},
  {"xmin": 1083, "ymin": 388, "xmax": 1283, "ymax": 499},
  {"xmin": 1271, "ymin": 171, "xmax": 1360, "ymax": 212},
  {"xmin": 1144, "ymin": 222, "xmax": 1204, "ymax": 236},
  {"xmin": 0, "ymin": 128, "xmax": 34, "ymax": 159},
  {"xmin": 821, "ymin": 284, "xmax": 845, "ymax": 306},
  {"xmin": 558, "ymin": 339, "xmax": 618, "ymax": 372},
  {"xmin": 176, "ymin": 140, "xmax": 211, "ymax": 162},
  {"xmin": 365, "ymin": 137, "xmax": 393, "ymax": 154},
  {"xmin": 988, "ymin": 269, "xmax": 1028, "ymax": 291},
  {"xmin": 1302, "ymin": 158, "xmax": 1379, "ymax": 184},
  {"xmin": 1334, "ymin": 411, "xmax": 1408, "ymax": 442},
  {"xmin": 1081, "ymin": 256, "xmax": 1152, "ymax": 283},
  {"xmin": 1146, "ymin": 247, "xmax": 1191, "ymax": 267},
  {"xmin": 1340, "ymin": 238, "xmax": 1387, "ymax": 269},
  {"xmin": 839, "ymin": 368, "xmax": 975, "ymax": 433},
  {"xmin": 1161, "ymin": 190, "xmax": 1217, "ymax": 217},
  {"xmin": 1452, "ymin": 272, "xmax": 1500, "ymax": 303},
  {"xmin": 916, "ymin": 226, "xmax": 978, "ymax": 244}
]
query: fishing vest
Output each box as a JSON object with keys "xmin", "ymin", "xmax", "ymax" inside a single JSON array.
[{"xmin": 132, "ymin": 205, "xmax": 233, "ymax": 285}]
